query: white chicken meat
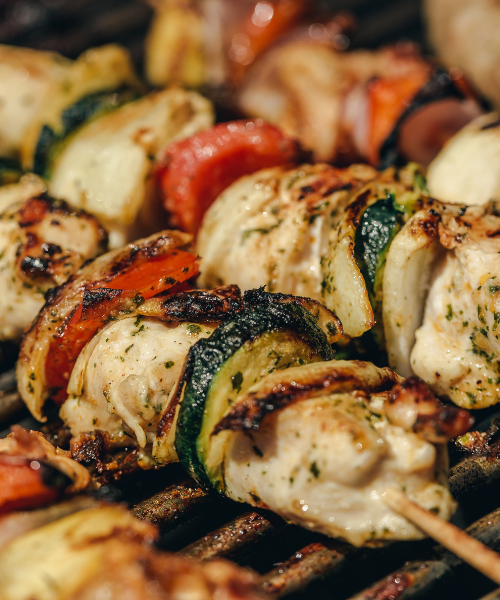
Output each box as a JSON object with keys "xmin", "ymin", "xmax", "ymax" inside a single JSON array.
[
  {"xmin": 0, "ymin": 177, "xmax": 106, "ymax": 342},
  {"xmin": 214, "ymin": 361, "xmax": 469, "ymax": 546},
  {"xmin": 62, "ymin": 317, "xmax": 216, "ymax": 456}
]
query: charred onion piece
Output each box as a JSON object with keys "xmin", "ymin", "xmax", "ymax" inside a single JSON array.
[{"xmin": 157, "ymin": 120, "xmax": 301, "ymax": 234}]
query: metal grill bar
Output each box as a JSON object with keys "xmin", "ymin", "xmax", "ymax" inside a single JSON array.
[{"xmin": 181, "ymin": 511, "xmax": 276, "ymax": 562}]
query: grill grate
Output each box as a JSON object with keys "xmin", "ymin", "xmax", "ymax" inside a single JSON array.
[{"xmin": 1, "ymin": 0, "xmax": 498, "ymax": 598}]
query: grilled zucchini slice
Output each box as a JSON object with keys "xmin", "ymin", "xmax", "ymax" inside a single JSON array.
[{"xmin": 175, "ymin": 297, "xmax": 338, "ymax": 490}]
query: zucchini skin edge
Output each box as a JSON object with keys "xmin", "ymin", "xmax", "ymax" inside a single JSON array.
[{"xmin": 175, "ymin": 301, "xmax": 335, "ymax": 489}]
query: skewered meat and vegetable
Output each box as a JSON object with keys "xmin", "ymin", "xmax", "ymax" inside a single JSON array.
[
  {"xmin": 0, "ymin": 426, "xmax": 90, "ymax": 514},
  {"xmin": 16, "ymin": 247, "xmax": 466, "ymax": 547},
  {"xmin": 427, "ymin": 112, "xmax": 500, "ymax": 207},
  {"xmin": 0, "ymin": 176, "xmax": 107, "ymax": 342},
  {"xmin": 0, "ymin": 44, "xmax": 141, "ymax": 163},
  {"xmin": 146, "ymin": 1, "xmax": 480, "ymax": 166},
  {"xmin": 176, "ymin": 357, "xmax": 470, "ymax": 546},
  {"xmin": 18, "ymin": 234, "xmax": 341, "ymax": 462},
  {"xmin": 17, "ymin": 229, "xmax": 198, "ymax": 419},
  {"xmin": 0, "ymin": 503, "xmax": 263, "ymax": 600},
  {"xmin": 157, "ymin": 119, "xmax": 301, "ymax": 234},
  {"xmin": 44, "ymin": 88, "xmax": 213, "ymax": 247},
  {"xmin": 197, "ymin": 162, "xmax": 425, "ymax": 339},
  {"xmin": 385, "ymin": 201, "xmax": 500, "ymax": 409}
]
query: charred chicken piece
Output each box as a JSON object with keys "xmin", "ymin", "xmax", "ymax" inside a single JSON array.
[
  {"xmin": 17, "ymin": 230, "xmax": 198, "ymax": 419},
  {"xmin": 197, "ymin": 162, "xmax": 426, "ymax": 339},
  {"xmin": 0, "ymin": 176, "xmax": 107, "ymax": 342},
  {"xmin": 178, "ymin": 359, "xmax": 471, "ymax": 546},
  {"xmin": 384, "ymin": 200, "xmax": 500, "ymax": 409}
]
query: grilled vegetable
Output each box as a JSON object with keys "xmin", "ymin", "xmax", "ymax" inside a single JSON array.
[
  {"xmin": 175, "ymin": 289, "xmax": 341, "ymax": 489},
  {"xmin": 212, "ymin": 360, "xmax": 470, "ymax": 546},
  {"xmin": 158, "ymin": 119, "xmax": 301, "ymax": 234},
  {"xmin": 0, "ymin": 158, "xmax": 22, "ymax": 186},
  {"xmin": 17, "ymin": 230, "xmax": 197, "ymax": 419}
]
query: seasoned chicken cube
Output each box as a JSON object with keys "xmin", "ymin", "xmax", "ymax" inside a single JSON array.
[
  {"xmin": 215, "ymin": 361, "xmax": 470, "ymax": 546},
  {"xmin": 0, "ymin": 177, "xmax": 106, "ymax": 342}
]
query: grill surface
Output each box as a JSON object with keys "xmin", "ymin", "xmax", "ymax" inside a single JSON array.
[{"xmin": 0, "ymin": 1, "xmax": 497, "ymax": 598}]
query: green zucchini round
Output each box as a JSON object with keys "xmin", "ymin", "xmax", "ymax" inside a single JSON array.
[{"xmin": 175, "ymin": 300, "xmax": 335, "ymax": 490}]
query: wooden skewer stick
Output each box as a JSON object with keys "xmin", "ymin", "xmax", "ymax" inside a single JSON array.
[{"xmin": 383, "ymin": 487, "xmax": 500, "ymax": 586}]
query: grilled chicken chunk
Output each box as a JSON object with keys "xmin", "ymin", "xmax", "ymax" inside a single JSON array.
[
  {"xmin": 197, "ymin": 163, "xmax": 425, "ymax": 338},
  {"xmin": 62, "ymin": 316, "xmax": 218, "ymax": 454},
  {"xmin": 0, "ymin": 176, "xmax": 107, "ymax": 342},
  {"xmin": 17, "ymin": 230, "xmax": 197, "ymax": 421},
  {"xmin": 384, "ymin": 201, "xmax": 500, "ymax": 409},
  {"xmin": 0, "ymin": 504, "xmax": 263, "ymax": 600},
  {"xmin": 48, "ymin": 88, "xmax": 213, "ymax": 247},
  {"xmin": 214, "ymin": 361, "xmax": 470, "ymax": 546},
  {"xmin": 0, "ymin": 44, "xmax": 140, "ymax": 162}
]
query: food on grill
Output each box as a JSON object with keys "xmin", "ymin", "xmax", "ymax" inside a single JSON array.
[
  {"xmin": 236, "ymin": 43, "xmax": 477, "ymax": 166},
  {"xmin": 197, "ymin": 162, "xmax": 425, "ymax": 338},
  {"xmin": 425, "ymin": 0, "xmax": 500, "ymax": 108},
  {"xmin": 427, "ymin": 112, "xmax": 500, "ymax": 207},
  {"xmin": 62, "ymin": 286, "xmax": 242, "ymax": 460},
  {"xmin": 0, "ymin": 426, "xmax": 90, "ymax": 514},
  {"xmin": 0, "ymin": 503, "xmax": 263, "ymax": 600},
  {"xmin": 145, "ymin": 0, "xmax": 311, "ymax": 89},
  {"xmin": 386, "ymin": 200, "xmax": 500, "ymax": 409},
  {"xmin": 17, "ymin": 229, "xmax": 198, "ymax": 418},
  {"xmin": 45, "ymin": 88, "xmax": 213, "ymax": 248},
  {"xmin": 174, "ymin": 288, "xmax": 340, "ymax": 485},
  {"xmin": 0, "ymin": 176, "xmax": 107, "ymax": 342},
  {"xmin": 157, "ymin": 119, "xmax": 301, "ymax": 234},
  {"xmin": 178, "ymin": 359, "xmax": 470, "ymax": 546},
  {"xmin": 0, "ymin": 44, "xmax": 140, "ymax": 163}
]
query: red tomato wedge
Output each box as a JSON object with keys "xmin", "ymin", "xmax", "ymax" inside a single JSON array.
[
  {"xmin": 366, "ymin": 70, "xmax": 429, "ymax": 166},
  {"xmin": 45, "ymin": 249, "xmax": 199, "ymax": 403},
  {"xmin": 158, "ymin": 120, "xmax": 301, "ymax": 235},
  {"xmin": 0, "ymin": 458, "xmax": 60, "ymax": 513}
]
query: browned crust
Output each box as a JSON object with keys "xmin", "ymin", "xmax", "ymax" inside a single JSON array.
[
  {"xmin": 213, "ymin": 361, "xmax": 399, "ymax": 435},
  {"xmin": 389, "ymin": 376, "xmax": 474, "ymax": 443},
  {"xmin": 242, "ymin": 288, "xmax": 343, "ymax": 344},
  {"xmin": 138, "ymin": 285, "xmax": 244, "ymax": 323},
  {"xmin": 13, "ymin": 195, "xmax": 108, "ymax": 286}
]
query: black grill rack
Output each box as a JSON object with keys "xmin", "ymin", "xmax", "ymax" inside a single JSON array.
[
  {"xmin": 1, "ymin": 1, "xmax": 498, "ymax": 598},
  {"xmin": 3, "ymin": 364, "xmax": 500, "ymax": 600}
]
